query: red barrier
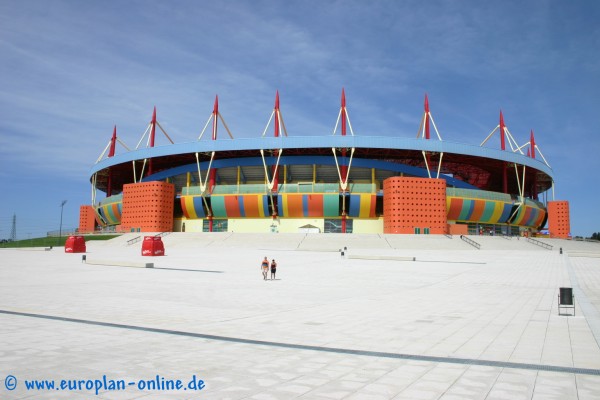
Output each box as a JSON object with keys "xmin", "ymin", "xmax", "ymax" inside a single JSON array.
[
  {"xmin": 141, "ymin": 236, "xmax": 165, "ymax": 256},
  {"xmin": 65, "ymin": 235, "xmax": 86, "ymax": 253}
]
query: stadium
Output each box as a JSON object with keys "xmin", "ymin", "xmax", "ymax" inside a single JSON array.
[{"xmin": 79, "ymin": 91, "xmax": 570, "ymax": 237}]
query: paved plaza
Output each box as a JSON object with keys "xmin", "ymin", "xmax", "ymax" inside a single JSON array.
[{"xmin": 1, "ymin": 233, "xmax": 600, "ymax": 399}]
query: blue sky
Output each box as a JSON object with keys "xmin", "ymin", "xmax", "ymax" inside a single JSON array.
[{"xmin": 1, "ymin": 0, "xmax": 599, "ymax": 238}]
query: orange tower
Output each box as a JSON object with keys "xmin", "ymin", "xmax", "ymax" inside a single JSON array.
[
  {"xmin": 547, "ymin": 200, "xmax": 570, "ymax": 238},
  {"xmin": 383, "ymin": 177, "xmax": 447, "ymax": 234}
]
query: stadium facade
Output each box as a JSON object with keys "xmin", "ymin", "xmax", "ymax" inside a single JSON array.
[{"xmin": 80, "ymin": 91, "xmax": 571, "ymax": 238}]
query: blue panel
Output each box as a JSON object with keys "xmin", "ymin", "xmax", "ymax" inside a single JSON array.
[
  {"xmin": 192, "ymin": 196, "xmax": 205, "ymax": 217},
  {"xmin": 348, "ymin": 194, "xmax": 361, "ymax": 217},
  {"xmin": 498, "ymin": 203, "xmax": 513, "ymax": 223},
  {"xmin": 238, "ymin": 195, "xmax": 245, "ymax": 218}
]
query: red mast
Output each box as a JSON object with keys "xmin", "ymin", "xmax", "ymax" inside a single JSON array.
[
  {"xmin": 208, "ymin": 96, "xmax": 219, "ymax": 232},
  {"xmin": 271, "ymin": 91, "xmax": 281, "ymax": 194},
  {"xmin": 340, "ymin": 89, "xmax": 348, "ymax": 233},
  {"xmin": 500, "ymin": 110, "xmax": 508, "ymax": 193},
  {"xmin": 499, "ymin": 110, "xmax": 506, "ymax": 151},
  {"xmin": 208, "ymin": 96, "xmax": 218, "ymax": 193},
  {"xmin": 530, "ymin": 130, "xmax": 536, "ymax": 159},
  {"xmin": 424, "ymin": 94, "xmax": 430, "ymax": 140},
  {"xmin": 530, "ymin": 130, "xmax": 538, "ymax": 199},
  {"xmin": 106, "ymin": 126, "xmax": 117, "ymax": 196},
  {"xmin": 147, "ymin": 107, "xmax": 157, "ymax": 176}
]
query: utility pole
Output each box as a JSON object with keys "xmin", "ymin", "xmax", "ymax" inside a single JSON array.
[
  {"xmin": 59, "ymin": 200, "xmax": 67, "ymax": 244},
  {"xmin": 10, "ymin": 214, "xmax": 16, "ymax": 241}
]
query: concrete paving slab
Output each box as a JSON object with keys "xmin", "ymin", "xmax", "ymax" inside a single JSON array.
[{"xmin": 1, "ymin": 233, "xmax": 600, "ymax": 399}]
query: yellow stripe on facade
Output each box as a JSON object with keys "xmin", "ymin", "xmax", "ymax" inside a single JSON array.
[
  {"xmin": 185, "ymin": 196, "xmax": 198, "ymax": 219},
  {"xmin": 359, "ymin": 194, "xmax": 372, "ymax": 218},
  {"xmin": 490, "ymin": 201, "xmax": 504, "ymax": 223}
]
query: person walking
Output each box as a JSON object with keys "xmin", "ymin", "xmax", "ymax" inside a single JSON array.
[
  {"xmin": 270, "ymin": 259, "xmax": 277, "ymax": 280},
  {"xmin": 261, "ymin": 256, "xmax": 269, "ymax": 280}
]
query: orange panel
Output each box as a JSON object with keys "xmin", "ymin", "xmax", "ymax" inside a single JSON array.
[
  {"xmin": 224, "ymin": 196, "xmax": 242, "ymax": 218},
  {"xmin": 548, "ymin": 200, "xmax": 570, "ymax": 238},
  {"xmin": 470, "ymin": 200, "xmax": 486, "ymax": 221},
  {"xmin": 78, "ymin": 205, "xmax": 97, "ymax": 233},
  {"xmin": 286, "ymin": 194, "xmax": 304, "ymax": 217},
  {"xmin": 121, "ymin": 181, "xmax": 175, "ymax": 232},
  {"xmin": 383, "ymin": 177, "xmax": 447, "ymax": 234}
]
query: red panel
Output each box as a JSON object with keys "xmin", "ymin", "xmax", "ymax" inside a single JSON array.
[
  {"xmin": 224, "ymin": 196, "xmax": 242, "ymax": 217},
  {"xmin": 447, "ymin": 198, "xmax": 464, "ymax": 220},
  {"xmin": 307, "ymin": 194, "xmax": 323, "ymax": 217}
]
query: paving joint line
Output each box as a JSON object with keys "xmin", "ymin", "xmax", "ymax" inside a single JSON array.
[{"xmin": 1, "ymin": 309, "xmax": 600, "ymax": 377}]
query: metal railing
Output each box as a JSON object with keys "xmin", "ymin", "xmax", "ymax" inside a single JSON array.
[
  {"xmin": 126, "ymin": 236, "xmax": 141, "ymax": 246},
  {"xmin": 182, "ymin": 182, "xmax": 378, "ymax": 195},
  {"xmin": 527, "ymin": 237, "xmax": 553, "ymax": 250},
  {"xmin": 460, "ymin": 235, "xmax": 481, "ymax": 249},
  {"xmin": 155, "ymin": 232, "xmax": 171, "ymax": 238}
]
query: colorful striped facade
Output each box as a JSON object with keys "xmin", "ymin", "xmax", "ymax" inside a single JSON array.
[
  {"xmin": 96, "ymin": 195, "xmax": 122, "ymax": 226},
  {"xmin": 99, "ymin": 186, "xmax": 546, "ymax": 232},
  {"xmin": 446, "ymin": 196, "xmax": 546, "ymax": 228}
]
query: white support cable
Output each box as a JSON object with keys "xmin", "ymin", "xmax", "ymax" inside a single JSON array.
[
  {"xmin": 331, "ymin": 147, "xmax": 355, "ymax": 190},
  {"xmin": 218, "ymin": 113, "xmax": 235, "ymax": 139},
  {"xmin": 259, "ymin": 149, "xmax": 283, "ymax": 191},
  {"xmin": 422, "ymin": 150, "xmax": 432, "ymax": 178},
  {"xmin": 516, "ymin": 142, "xmax": 529, "ymax": 152},
  {"xmin": 504, "ymin": 127, "xmax": 517, "ymax": 152},
  {"xmin": 346, "ymin": 147, "xmax": 355, "ymax": 178},
  {"xmin": 198, "ymin": 114, "xmax": 213, "ymax": 140},
  {"xmin": 429, "ymin": 113, "xmax": 443, "ymax": 141},
  {"xmin": 514, "ymin": 163, "xmax": 522, "ymax": 197},
  {"xmin": 202, "ymin": 195, "xmax": 212, "ymax": 217},
  {"xmin": 206, "ymin": 152, "xmax": 215, "ymax": 186},
  {"xmin": 155, "ymin": 121, "xmax": 175, "ymax": 144},
  {"xmin": 534, "ymin": 145, "xmax": 552, "ymax": 168},
  {"xmin": 91, "ymin": 174, "xmax": 96, "ymax": 205},
  {"xmin": 345, "ymin": 109, "xmax": 356, "ymax": 136},
  {"xmin": 271, "ymin": 149, "xmax": 283, "ymax": 190},
  {"xmin": 504, "ymin": 127, "xmax": 523, "ymax": 154},
  {"xmin": 261, "ymin": 110, "xmax": 275, "ymax": 137},
  {"xmin": 278, "ymin": 111, "xmax": 289, "ymax": 137},
  {"xmin": 332, "ymin": 108, "xmax": 342, "ymax": 135},
  {"xmin": 139, "ymin": 158, "xmax": 147, "ymax": 181},
  {"xmin": 116, "ymin": 138, "xmax": 131, "ymax": 151},
  {"xmin": 132, "ymin": 160, "xmax": 137, "ymax": 183},
  {"xmin": 195, "ymin": 152, "xmax": 203, "ymax": 193},
  {"xmin": 195, "ymin": 151, "xmax": 216, "ymax": 193},
  {"xmin": 522, "ymin": 165, "xmax": 526, "ymax": 198},
  {"xmin": 135, "ymin": 124, "xmax": 151, "ymax": 149},
  {"xmin": 508, "ymin": 200, "xmax": 524, "ymax": 223},
  {"xmin": 96, "ymin": 141, "xmax": 112, "ymax": 164},
  {"xmin": 416, "ymin": 112, "xmax": 425, "ymax": 138},
  {"xmin": 260, "ymin": 149, "xmax": 269, "ymax": 186},
  {"xmin": 436, "ymin": 152, "xmax": 444, "ymax": 179},
  {"xmin": 480, "ymin": 125, "xmax": 499, "ymax": 146}
]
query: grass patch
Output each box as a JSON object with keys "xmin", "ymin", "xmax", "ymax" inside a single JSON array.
[{"xmin": 0, "ymin": 234, "xmax": 121, "ymax": 248}]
